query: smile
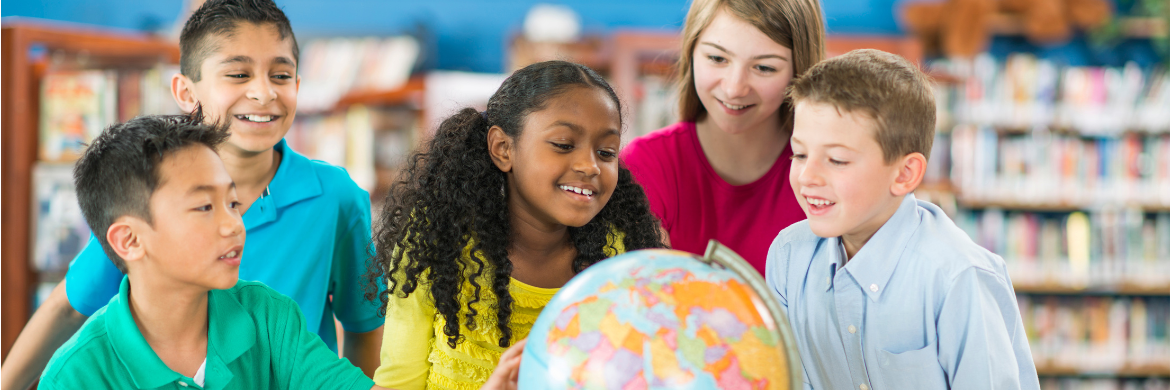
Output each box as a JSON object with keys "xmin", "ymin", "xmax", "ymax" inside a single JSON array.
[
  {"xmin": 559, "ymin": 185, "xmax": 594, "ymax": 197},
  {"xmin": 219, "ymin": 250, "xmax": 239, "ymax": 259},
  {"xmin": 236, "ymin": 114, "xmax": 277, "ymax": 123},
  {"xmin": 717, "ymin": 99, "xmax": 753, "ymax": 111},
  {"xmin": 806, "ymin": 197, "xmax": 835, "ymax": 206}
]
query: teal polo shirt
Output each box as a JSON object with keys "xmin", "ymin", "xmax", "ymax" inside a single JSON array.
[
  {"xmin": 41, "ymin": 278, "xmax": 375, "ymax": 390},
  {"xmin": 64, "ymin": 140, "xmax": 382, "ymax": 351}
]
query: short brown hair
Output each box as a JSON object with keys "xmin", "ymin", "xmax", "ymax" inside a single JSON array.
[
  {"xmin": 676, "ymin": 0, "xmax": 826, "ymax": 127},
  {"xmin": 789, "ymin": 49, "xmax": 936, "ymax": 163}
]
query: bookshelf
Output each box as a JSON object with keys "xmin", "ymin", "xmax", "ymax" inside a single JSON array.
[{"xmin": 1, "ymin": 20, "xmax": 180, "ymax": 359}]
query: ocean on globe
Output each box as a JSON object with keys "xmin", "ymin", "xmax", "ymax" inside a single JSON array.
[{"xmin": 519, "ymin": 242, "xmax": 802, "ymax": 389}]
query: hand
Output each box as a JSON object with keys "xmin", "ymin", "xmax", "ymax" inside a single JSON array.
[{"xmin": 481, "ymin": 339, "xmax": 527, "ymax": 390}]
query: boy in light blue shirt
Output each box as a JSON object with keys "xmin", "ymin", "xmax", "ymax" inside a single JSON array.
[{"xmin": 766, "ymin": 49, "xmax": 1040, "ymax": 390}]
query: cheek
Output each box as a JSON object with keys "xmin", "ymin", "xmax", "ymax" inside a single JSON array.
[{"xmin": 692, "ymin": 64, "xmax": 719, "ymax": 94}]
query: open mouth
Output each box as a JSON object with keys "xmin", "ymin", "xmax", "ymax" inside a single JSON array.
[
  {"xmin": 235, "ymin": 114, "xmax": 278, "ymax": 123},
  {"xmin": 218, "ymin": 247, "xmax": 242, "ymax": 265},
  {"xmin": 559, "ymin": 185, "xmax": 595, "ymax": 198},
  {"xmin": 805, "ymin": 196, "xmax": 836, "ymax": 212}
]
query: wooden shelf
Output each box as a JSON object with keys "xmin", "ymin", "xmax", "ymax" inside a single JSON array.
[
  {"xmin": 1, "ymin": 20, "xmax": 179, "ymax": 360},
  {"xmin": 1035, "ymin": 361, "xmax": 1170, "ymax": 378},
  {"xmin": 334, "ymin": 76, "xmax": 426, "ymax": 109},
  {"xmin": 956, "ymin": 198, "xmax": 1170, "ymax": 213},
  {"xmin": 1015, "ymin": 282, "xmax": 1170, "ymax": 296},
  {"xmin": 987, "ymin": 14, "xmax": 1169, "ymax": 39}
]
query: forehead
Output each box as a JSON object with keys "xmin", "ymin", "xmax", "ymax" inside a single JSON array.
[
  {"xmin": 525, "ymin": 87, "xmax": 621, "ymax": 130},
  {"xmin": 154, "ymin": 145, "xmax": 230, "ymax": 193},
  {"xmin": 792, "ymin": 101, "xmax": 879, "ymax": 145},
  {"xmin": 698, "ymin": 8, "xmax": 791, "ymax": 54},
  {"xmin": 202, "ymin": 22, "xmax": 296, "ymax": 66}
]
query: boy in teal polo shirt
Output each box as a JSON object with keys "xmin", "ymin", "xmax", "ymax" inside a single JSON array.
[
  {"xmin": 40, "ymin": 115, "xmax": 526, "ymax": 390},
  {"xmin": 2, "ymin": 1, "xmax": 381, "ymax": 388}
]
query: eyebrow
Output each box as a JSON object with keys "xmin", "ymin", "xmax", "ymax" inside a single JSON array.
[
  {"xmin": 700, "ymin": 42, "xmax": 789, "ymax": 61},
  {"xmin": 219, "ymin": 56, "xmax": 296, "ymax": 67},
  {"xmin": 188, "ymin": 182, "xmax": 236, "ymax": 195},
  {"xmin": 551, "ymin": 121, "xmax": 620, "ymax": 137}
]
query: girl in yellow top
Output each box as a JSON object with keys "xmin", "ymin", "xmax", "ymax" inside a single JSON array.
[{"xmin": 365, "ymin": 61, "xmax": 668, "ymax": 390}]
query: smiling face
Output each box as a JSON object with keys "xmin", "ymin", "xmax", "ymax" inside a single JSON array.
[
  {"xmin": 175, "ymin": 22, "xmax": 298, "ymax": 155},
  {"xmin": 493, "ymin": 86, "xmax": 622, "ymax": 230},
  {"xmin": 789, "ymin": 101, "xmax": 905, "ymax": 244},
  {"xmin": 131, "ymin": 145, "xmax": 245, "ymax": 291},
  {"xmin": 692, "ymin": 8, "xmax": 794, "ymax": 135}
]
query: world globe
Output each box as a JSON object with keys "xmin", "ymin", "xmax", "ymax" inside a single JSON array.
[{"xmin": 519, "ymin": 241, "xmax": 802, "ymax": 389}]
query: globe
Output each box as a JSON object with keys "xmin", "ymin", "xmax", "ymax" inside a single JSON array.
[{"xmin": 519, "ymin": 241, "xmax": 802, "ymax": 389}]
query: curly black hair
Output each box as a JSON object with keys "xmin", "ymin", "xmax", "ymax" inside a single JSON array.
[{"xmin": 365, "ymin": 61, "xmax": 666, "ymax": 349}]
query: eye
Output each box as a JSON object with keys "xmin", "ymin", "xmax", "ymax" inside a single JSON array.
[
  {"xmin": 229, "ymin": 201, "xmax": 241, "ymax": 209},
  {"xmin": 226, "ymin": 73, "xmax": 249, "ymax": 79},
  {"xmin": 551, "ymin": 142, "xmax": 573, "ymax": 152},
  {"xmin": 598, "ymin": 149, "xmax": 617, "ymax": 160},
  {"xmin": 829, "ymin": 158, "xmax": 849, "ymax": 166},
  {"xmin": 707, "ymin": 55, "xmax": 727, "ymax": 64},
  {"xmin": 195, "ymin": 204, "xmax": 213, "ymax": 212},
  {"xmin": 272, "ymin": 74, "xmax": 293, "ymax": 81},
  {"xmin": 755, "ymin": 64, "xmax": 777, "ymax": 73},
  {"xmin": 790, "ymin": 153, "xmax": 807, "ymax": 161}
]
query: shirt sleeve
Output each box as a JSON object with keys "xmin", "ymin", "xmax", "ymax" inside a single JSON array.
[
  {"xmin": 936, "ymin": 267, "xmax": 1039, "ymax": 390},
  {"xmin": 372, "ymin": 284, "xmax": 436, "ymax": 390},
  {"xmin": 621, "ymin": 139, "xmax": 673, "ymax": 232},
  {"xmin": 272, "ymin": 294, "xmax": 375, "ymax": 390},
  {"xmin": 64, "ymin": 234, "xmax": 124, "ymax": 316},
  {"xmin": 329, "ymin": 191, "xmax": 384, "ymax": 334},
  {"xmin": 764, "ymin": 236, "xmax": 790, "ymax": 311}
]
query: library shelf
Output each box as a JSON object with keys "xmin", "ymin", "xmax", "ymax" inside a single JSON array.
[
  {"xmin": 956, "ymin": 199, "xmax": 1170, "ymax": 213},
  {"xmin": 1035, "ymin": 362, "xmax": 1170, "ymax": 378},
  {"xmin": 1014, "ymin": 283, "xmax": 1170, "ymax": 296},
  {"xmin": 987, "ymin": 14, "xmax": 1169, "ymax": 39},
  {"xmin": 334, "ymin": 76, "xmax": 426, "ymax": 110},
  {"xmin": 1, "ymin": 19, "xmax": 179, "ymax": 359}
]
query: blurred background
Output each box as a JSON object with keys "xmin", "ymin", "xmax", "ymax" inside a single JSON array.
[{"xmin": 3, "ymin": 1, "xmax": 1169, "ymax": 388}]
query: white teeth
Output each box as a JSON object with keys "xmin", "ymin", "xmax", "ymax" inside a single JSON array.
[
  {"xmin": 806, "ymin": 197, "xmax": 835, "ymax": 206},
  {"xmin": 221, "ymin": 250, "xmax": 238, "ymax": 259},
  {"xmin": 721, "ymin": 101, "xmax": 749, "ymax": 110},
  {"xmin": 559, "ymin": 185, "xmax": 593, "ymax": 196},
  {"xmin": 239, "ymin": 114, "xmax": 275, "ymax": 123}
]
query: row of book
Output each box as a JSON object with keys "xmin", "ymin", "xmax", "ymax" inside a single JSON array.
[
  {"xmin": 286, "ymin": 105, "xmax": 420, "ymax": 193},
  {"xmin": 950, "ymin": 125, "xmax": 1170, "ymax": 208},
  {"xmin": 296, "ymin": 36, "xmax": 420, "ymax": 113},
  {"xmin": 955, "ymin": 209, "xmax": 1170, "ymax": 288},
  {"xmin": 932, "ymin": 54, "xmax": 1170, "ymax": 134},
  {"xmin": 1019, "ymin": 295, "xmax": 1170, "ymax": 376},
  {"xmin": 39, "ymin": 64, "xmax": 180, "ymax": 162}
]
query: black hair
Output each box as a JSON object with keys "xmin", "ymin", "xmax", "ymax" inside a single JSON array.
[
  {"xmin": 365, "ymin": 61, "xmax": 666, "ymax": 348},
  {"xmin": 179, "ymin": 0, "xmax": 299, "ymax": 82},
  {"xmin": 74, "ymin": 114, "xmax": 230, "ymax": 273}
]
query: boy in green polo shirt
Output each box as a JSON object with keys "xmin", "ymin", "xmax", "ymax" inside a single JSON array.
[{"xmin": 38, "ymin": 115, "xmax": 525, "ymax": 390}]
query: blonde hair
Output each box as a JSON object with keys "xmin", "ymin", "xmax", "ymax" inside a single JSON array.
[
  {"xmin": 676, "ymin": 0, "xmax": 826, "ymax": 126},
  {"xmin": 789, "ymin": 49, "xmax": 936, "ymax": 163}
]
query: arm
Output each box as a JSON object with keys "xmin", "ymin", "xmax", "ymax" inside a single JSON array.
[
  {"xmin": 344, "ymin": 326, "xmax": 384, "ymax": 377},
  {"xmin": 274, "ymin": 295, "xmax": 377, "ymax": 390},
  {"xmin": 0, "ymin": 281, "xmax": 88, "ymax": 390},
  {"xmin": 372, "ymin": 286, "xmax": 436, "ymax": 390},
  {"xmin": 937, "ymin": 267, "xmax": 1037, "ymax": 390}
]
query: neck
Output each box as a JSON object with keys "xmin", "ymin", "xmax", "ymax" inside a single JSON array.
[
  {"xmin": 126, "ymin": 273, "xmax": 209, "ymax": 377},
  {"xmin": 506, "ymin": 201, "xmax": 576, "ymax": 289},
  {"xmin": 694, "ymin": 114, "xmax": 790, "ymax": 185},
  {"xmin": 840, "ymin": 198, "xmax": 904, "ymax": 262},
  {"xmin": 219, "ymin": 144, "xmax": 281, "ymax": 213}
]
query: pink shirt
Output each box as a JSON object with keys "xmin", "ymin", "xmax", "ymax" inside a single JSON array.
[{"xmin": 622, "ymin": 122, "xmax": 805, "ymax": 275}]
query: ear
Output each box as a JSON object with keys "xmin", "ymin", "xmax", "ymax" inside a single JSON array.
[
  {"xmin": 171, "ymin": 73, "xmax": 200, "ymax": 114},
  {"xmin": 487, "ymin": 125, "xmax": 514, "ymax": 173},
  {"xmin": 890, "ymin": 152, "xmax": 927, "ymax": 196},
  {"xmin": 106, "ymin": 216, "xmax": 147, "ymax": 265}
]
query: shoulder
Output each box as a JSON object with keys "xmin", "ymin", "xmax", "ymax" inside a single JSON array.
[
  {"xmin": 766, "ymin": 221, "xmax": 822, "ymax": 271},
  {"xmin": 906, "ymin": 201, "xmax": 1010, "ymax": 286},
  {"xmin": 223, "ymin": 280, "xmax": 301, "ymax": 312},
  {"xmin": 771, "ymin": 220, "xmax": 822, "ymax": 251},
  {"xmin": 623, "ymin": 122, "xmax": 694, "ymax": 164},
  {"xmin": 42, "ymin": 308, "xmax": 116, "ymax": 380}
]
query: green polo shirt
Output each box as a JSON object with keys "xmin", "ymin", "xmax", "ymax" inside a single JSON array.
[{"xmin": 40, "ymin": 278, "xmax": 375, "ymax": 390}]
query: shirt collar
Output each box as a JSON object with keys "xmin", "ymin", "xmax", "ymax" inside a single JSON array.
[
  {"xmin": 268, "ymin": 139, "xmax": 322, "ymax": 208},
  {"xmin": 840, "ymin": 194, "xmax": 922, "ymax": 301},
  {"xmin": 106, "ymin": 278, "xmax": 258, "ymax": 389}
]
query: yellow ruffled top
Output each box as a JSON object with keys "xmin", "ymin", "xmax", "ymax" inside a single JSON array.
[{"xmin": 373, "ymin": 233, "xmax": 624, "ymax": 390}]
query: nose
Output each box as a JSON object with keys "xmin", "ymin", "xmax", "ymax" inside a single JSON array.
[
  {"xmin": 246, "ymin": 76, "xmax": 277, "ymax": 105},
  {"xmin": 722, "ymin": 66, "xmax": 750, "ymax": 100},
  {"xmin": 573, "ymin": 151, "xmax": 601, "ymax": 177},
  {"xmin": 795, "ymin": 158, "xmax": 825, "ymax": 188},
  {"xmin": 219, "ymin": 207, "xmax": 246, "ymax": 238}
]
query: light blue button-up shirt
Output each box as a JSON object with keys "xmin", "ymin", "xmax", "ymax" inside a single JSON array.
[{"xmin": 766, "ymin": 194, "xmax": 1040, "ymax": 390}]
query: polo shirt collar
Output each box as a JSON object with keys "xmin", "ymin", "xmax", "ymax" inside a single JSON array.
[
  {"xmin": 243, "ymin": 140, "xmax": 323, "ymax": 228},
  {"xmin": 105, "ymin": 278, "xmax": 258, "ymax": 389},
  {"xmin": 841, "ymin": 194, "xmax": 921, "ymax": 302}
]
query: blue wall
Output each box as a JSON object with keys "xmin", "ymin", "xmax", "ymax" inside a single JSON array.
[{"xmin": 2, "ymin": 0, "xmax": 903, "ymax": 72}]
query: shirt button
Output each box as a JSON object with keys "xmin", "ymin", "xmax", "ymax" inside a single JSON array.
[
  {"xmin": 869, "ymin": 284, "xmax": 879, "ymax": 293},
  {"xmin": 848, "ymin": 325, "xmax": 857, "ymax": 334},
  {"xmin": 860, "ymin": 384, "xmax": 869, "ymax": 390},
  {"xmin": 179, "ymin": 382, "xmax": 189, "ymax": 387}
]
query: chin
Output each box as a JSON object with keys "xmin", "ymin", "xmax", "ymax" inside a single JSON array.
[{"xmin": 807, "ymin": 220, "xmax": 842, "ymax": 239}]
